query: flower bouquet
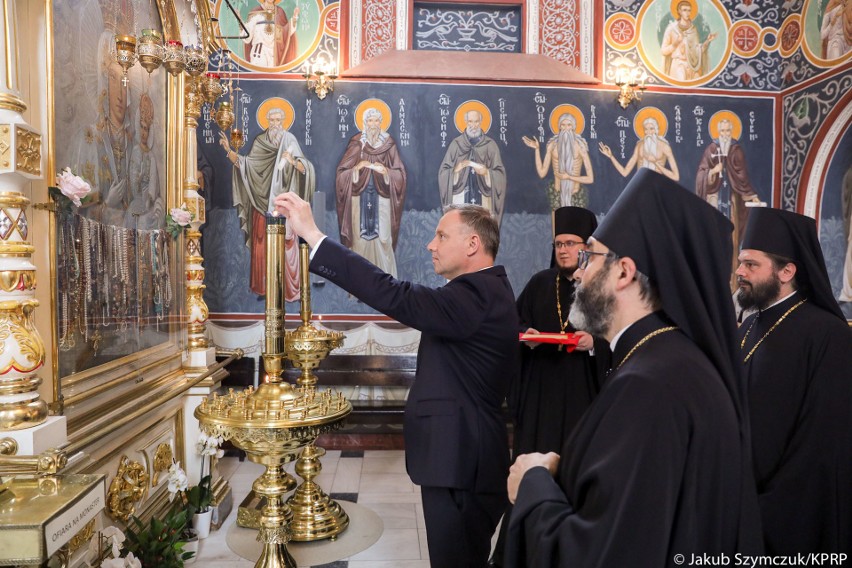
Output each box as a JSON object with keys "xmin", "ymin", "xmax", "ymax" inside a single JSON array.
[
  {"xmin": 49, "ymin": 167, "xmax": 93, "ymax": 214},
  {"xmin": 165, "ymin": 205, "xmax": 194, "ymax": 239},
  {"xmin": 166, "ymin": 432, "xmax": 223, "ymax": 539},
  {"xmin": 88, "ymin": 511, "xmax": 195, "ymax": 568}
]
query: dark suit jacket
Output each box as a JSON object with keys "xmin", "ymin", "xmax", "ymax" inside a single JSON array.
[{"xmin": 312, "ymin": 238, "xmax": 518, "ymax": 493}]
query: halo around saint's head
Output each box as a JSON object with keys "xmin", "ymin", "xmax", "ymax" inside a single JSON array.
[
  {"xmin": 549, "ymin": 104, "xmax": 585, "ymax": 135},
  {"xmin": 354, "ymin": 98, "xmax": 392, "ymax": 132},
  {"xmin": 708, "ymin": 110, "xmax": 743, "ymax": 140},
  {"xmin": 454, "ymin": 100, "xmax": 492, "ymax": 134},
  {"xmin": 670, "ymin": 0, "xmax": 699, "ymax": 19},
  {"xmin": 633, "ymin": 106, "xmax": 669, "ymax": 139},
  {"xmin": 257, "ymin": 97, "xmax": 295, "ymax": 131}
]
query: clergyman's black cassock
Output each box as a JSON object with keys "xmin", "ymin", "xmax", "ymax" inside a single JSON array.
[
  {"xmin": 512, "ymin": 206, "xmax": 607, "ymax": 454},
  {"xmin": 507, "ymin": 168, "xmax": 763, "ymax": 566},
  {"xmin": 739, "ymin": 208, "xmax": 852, "ymax": 553},
  {"xmin": 512, "ymin": 269, "xmax": 607, "ymax": 454}
]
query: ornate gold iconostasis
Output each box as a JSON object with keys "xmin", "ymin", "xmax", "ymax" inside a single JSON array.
[{"xmin": 1, "ymin": 1, "xmax": 232, "ymax": 565}]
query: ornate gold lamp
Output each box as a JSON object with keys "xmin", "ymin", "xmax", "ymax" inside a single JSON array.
[
  {"xmin": 162, "ymin": 40, "xmax": 186, "ymax": 76},
  {"xmin": 195, "ymin": 216, "xmax": 351, "ymax": 568},
  {"xmin": 215, "ymin": 100, "xmax": 235, "ymax": 131},
  {"xmin": 183, "ymin": 44, "xmax": 208, "ymax": 77},
  {"xmin": 113, "ymin": 35, "xmax": 137, "ymax": 86},
  {"xmin": 201, "ymin": 72, "xmax": 224, "ymax": 104},
  {"xmin": 284, "ymin": 243, "xmax": 348, "ymax": 541},
  {"xmin": 183, "ymin": 44, "xmax": 208, "ymax": 99},
  {"xmin": 230, "ymin": 127, "xmax": 246, "ymax": 151},
  {"xmin": 137, "ymin": 29, "xmax": 164, "ymax": 74}
]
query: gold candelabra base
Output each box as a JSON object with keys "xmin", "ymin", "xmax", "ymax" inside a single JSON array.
[
  {"xmin": 284, "ymin": 324, "xmax": 346, "ymax": 542},
  {"xmin": 195, "ymin": 385, "xmax": 350, "ymax": 568},
  {"xmin": 286, "ymin": 442, "xmax": 349, "ymax": 541},
  {"xmin": 253, "ymin": 463, "xmax": 298, "ymax": 568}
]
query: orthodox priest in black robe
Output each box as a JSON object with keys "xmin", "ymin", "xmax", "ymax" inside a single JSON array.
[
  {"xmin": 506, "ymin": 168, "xmax": 763, "ymax": 566},
  {"xmin": 512, "ymin": 206, "xmax": 607, "ymax": 454},
  {"xmin": 736, "ymin": 207, "xmax": 852, "ymax": 554},
  {"xmin": 491, "ymin": 207, "xmax": 608, "ymax": 567}
]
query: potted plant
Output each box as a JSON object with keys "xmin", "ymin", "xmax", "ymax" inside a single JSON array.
[
  {"xmin": 166, "ymin": 432, "xmax": 223, "ymax": 541},
  {"xmin": 122, "ymin": 510, "xmax": 196, "ymax": 567},
  {"xmin": 88, "ymin": 510, "xmax": 195, "ymax": 567}
]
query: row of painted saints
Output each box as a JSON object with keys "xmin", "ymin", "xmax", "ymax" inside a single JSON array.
[{"xmin": 216, "ymin": 97, "xmax": 760, "ymax": 301}]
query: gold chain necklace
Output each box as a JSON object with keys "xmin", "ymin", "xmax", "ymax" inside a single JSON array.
[
  {"xmin": 555, "ymin": 273, "xmax": 573, "ymax": 351},
  {"xmin": 740, "ymin": 299, "xmax": 806, "ymax": 363},
  {"xmin": 616, "ymin": 326, "xmax": 678, "ymax": 370},
  {"xmin": 555, "ymin": 272, "xmax": 571, "ymax": 333}
]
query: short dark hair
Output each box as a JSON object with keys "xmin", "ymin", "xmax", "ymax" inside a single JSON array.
[
  {"xmin": 444, "ymin": 204, "xmax": 500, "ymax": 258},
  {"xmin": 766, "ymin": 251, "xmax": 800, "ymax": 292},
  {"xmin": 603, "ymin": 253, "xmax": 662, "ymax": 311}
]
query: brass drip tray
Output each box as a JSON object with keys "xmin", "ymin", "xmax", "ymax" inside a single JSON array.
[{"xmin": 196, "ymin": 386, "xmax": 352, "ymax": 430}]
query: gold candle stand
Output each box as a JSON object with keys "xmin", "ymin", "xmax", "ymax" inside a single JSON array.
[
  {"xmin": 283, "ymin": 243, "xmax": 348, "ymax": 541},
  {"xmin": 196, "ymin": 216, "xmax": 351, "ymax": 568}
]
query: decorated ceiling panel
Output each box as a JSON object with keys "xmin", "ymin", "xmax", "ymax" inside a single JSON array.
[{"xmin": 604, "ymin": 0, "xmax": 851, "ymax": 91}]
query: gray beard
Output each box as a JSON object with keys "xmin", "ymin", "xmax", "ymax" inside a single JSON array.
[
  {"xmin": 466, "ymin": 126, "xmax": 483, "ymax": 139},
  {"xmin": 558, "ymin": 131, "xmax": 576, "ymax": 172},
  {"xmin": 268, "ymin": 125, "xmax": 285, "ymax": 146},
  {"xmin": 568, "ymin": 266, "xmax": 616, "ymax": 338},
  {"xmin": 365, "ymin": 126, "xmax": 382, "ymax": 147},
  {"xmin": 719, "ymin": 136, "xmax": 731, "ymax": 155}
]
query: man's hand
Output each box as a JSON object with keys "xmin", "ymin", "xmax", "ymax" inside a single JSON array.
[
  {"xmin": 454, "ymin": 160, "xmax": 470, "ymax": 173},
  {"xmin": 272, "ymin": 192, "xmax": 325, "ymax": 247},
  {"xmin": 470, "ymin": 162, "xmax": 487, "ymax": 176},
  {"xmin": 521, "ymin": 136, "xmax": 540, "ymax": 149},
  {"xmin": 508, "ymin": 452, "xmax": 560, "ymax": 503},
  {"xmin": 523, "ymin": 327, "xmax": 542, "ymax": 349},
  {"xmin": 598, "ymin": 142, "xmax": 613, "ymax": 158},
  {"xmin": 573, "ymin": 331, "xmax": 593, "ymax": 352}
]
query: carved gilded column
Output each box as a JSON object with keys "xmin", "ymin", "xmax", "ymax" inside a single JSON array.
[
  {"xmin": 182, "ymin": 76, "xmax": 214, "ymax": 370},
  {"xmin": 0, "ymin": 0, "xmax": 48, "ymax": 430}
]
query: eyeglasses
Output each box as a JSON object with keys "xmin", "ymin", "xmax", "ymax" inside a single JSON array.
[
  {"xmin": 577, "ymin": 249, "xmax": 615, "ymax": 270},
  {"xmin": 554, "ymin": 240, "xmax": 584, "ymax": 250}
]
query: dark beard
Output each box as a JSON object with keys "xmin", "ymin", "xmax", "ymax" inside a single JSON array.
[
  {"xmin": 568, "ymin": 265, "xmax": 615, "ymax": 337},
  {"xmin": 558, "ymin": 264, "xmax": 578, "ymax": 276},
  {"xmin": 737, "ymin": 273, "xmax": 781, "ymax": 311}
]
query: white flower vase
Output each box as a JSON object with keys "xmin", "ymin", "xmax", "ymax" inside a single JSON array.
[{"xmin": 193, "ymin": 510, "xmax": 213, "ymax": 539}]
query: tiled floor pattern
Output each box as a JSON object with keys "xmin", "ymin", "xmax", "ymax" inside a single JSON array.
[{"xmin": 196, "ymin": 450, "xmax": 433, "ymax": 568}]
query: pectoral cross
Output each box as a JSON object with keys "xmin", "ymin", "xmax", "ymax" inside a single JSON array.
[{"xmin": 710, "ymin": 147, "xmax": 727, "ymax": 170}]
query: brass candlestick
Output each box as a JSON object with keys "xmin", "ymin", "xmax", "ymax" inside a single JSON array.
[
  {"xmin": 195, "ymin": 388, "xmax": 350, "ymax": 568},
  {"xmin": 196, "ymin": 217, "xmax": 351, "ymax": 568},
  {"xmin": 284, "ymin": 243, "xmax": 349, "ymax": 541}
]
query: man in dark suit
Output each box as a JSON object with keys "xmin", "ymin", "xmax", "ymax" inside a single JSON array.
[{"xmin": 275, "ymin": 191, "xmax": 519, "ymax": 567}]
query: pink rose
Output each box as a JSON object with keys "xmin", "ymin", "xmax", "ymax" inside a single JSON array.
[
  {"xmin": 56, "ymin": 167, "xmax": 91, "ymax": 207},
  {"xmin": 170, "ymin": 207, "xmax": 192, "ymax": 226}
]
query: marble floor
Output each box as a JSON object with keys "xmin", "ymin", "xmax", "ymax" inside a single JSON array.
[{"xmin": 196, "ymin": 450, "xmax": 438, "ymax": 567}]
